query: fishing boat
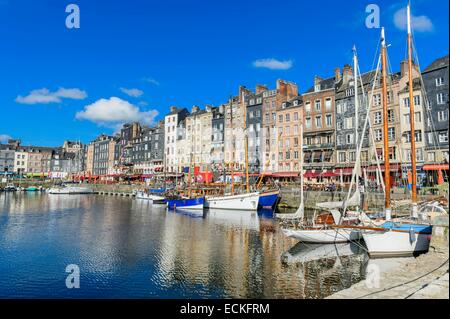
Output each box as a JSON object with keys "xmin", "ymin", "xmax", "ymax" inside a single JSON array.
[
  {"xmin": 282, "ymin": 209, "xmax": 362, "ymax": 243},
  {"xmin": 205, "ymin": 192, "xmax": 260, "ymax": 211},
  {"xmin": 4, "ymin": 184, "xmax": 17, "ymax": 191},
  {"xmin": 135, "ymin": 190, "xmax": 166, "ymax": 204},
  {"xmin": 25, "ymin": 186, "xmax": 38, "ymax": 192},
  {"xmin": 166, "ymin": 196, "xmax": 205, "ymax": 211},
  {"xmin": 258, "ymin": 189, "xmax": 280, "ymax": 209},
  {"xmin": 48, "ymin": 185, "xmax": 95, "ymax": 194}
]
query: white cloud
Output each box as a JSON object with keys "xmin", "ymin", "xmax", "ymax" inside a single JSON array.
[
  {"xmin": 16, "ymin": 87, "xmax": 87, "ymax": 104},
  {"xmin": 0, "ymin": 134, "xmax": 12, "ymax": 143},
  {"xmin": 75, "ymin": 97, "xmax": 158, "ymax": 127},
  {"xmin": 253, "ymin": 58, "xmax": 293, "ymax": 70},
  {"xmin": 393, "ymin": 7, "xmax": 434, "ymax": 32},
  {"xmin": 142, "ymin": 77, "xmax": 160, "ymax": 85},
  {"xmin": 120, "ymin": 87, "xmax": 144, "ymax": 98}
]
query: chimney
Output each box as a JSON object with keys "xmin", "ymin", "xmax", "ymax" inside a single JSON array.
[
  {"xmin": 400, "ymin": 60, "xmax": 408, "ymax": 77},
  {"xmin": 277, "ymin": 79, "xmax": 299, "ymax": 99},
  {"xmin": 335, "ymin": 67, "xmax": 341, "ymax": 82},
  {"xmin": 191, "ymin": 105, "xmax": 200, "ymax": 113},
  {"xmin": 342, "ymin": 64, "xmax": 353, "ymax": 84},
  {"xmin": 256, "ymin": 84, "xmax": 268, "ymax": 94},
  {"xmin": 314, "ymin": 76, "xmax": 323, "ymax": 91},
  {"xmin": 170, "ymin": 106, "xmax": 177, "ymax": 113},
  {"xmin": 205, "ymin": 105, "xmax": 213, "ymax": 112}
]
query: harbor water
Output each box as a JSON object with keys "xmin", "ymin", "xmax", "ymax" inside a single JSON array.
[{"xmin": 0, "ymin": 192, "xmax": 369, "ymax": 298}]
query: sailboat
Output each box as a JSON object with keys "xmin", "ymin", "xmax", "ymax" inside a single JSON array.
[
  {"xmin": 361, "ymin": 5, "xmax": 434, "ymax": 257},
  {"xmin": 279, "ymin": 48, "xmax": 365, "ymax": 243},
  {"xmin": 205, "ymin": 95, "xmax": 260, "ymax": 211}
]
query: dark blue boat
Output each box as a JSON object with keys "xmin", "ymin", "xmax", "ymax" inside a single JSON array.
[
  {"xmin": 167, "ymin": 197, "xmax": 205, "ymax": 211},
  {"xmin": 258, "ymin": 190, "xmax": 280, "ymax": 209}
]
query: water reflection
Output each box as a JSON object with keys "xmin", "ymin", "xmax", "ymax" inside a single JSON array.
[{"xmin": 0, "ymin": 193, "xmax": 368, "ymax": 298}]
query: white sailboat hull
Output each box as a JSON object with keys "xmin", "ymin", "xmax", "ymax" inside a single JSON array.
[
  {"xmin": 48, "ymin": 187, "xmax": 95, "ymax": 194},
  {"xmin": 282, "ymin": 228, "xmax": 362, "ymax": 244},
  {"xmin": 135, "ymin": 191, "xmax": 165, "ymax": 202},
  {"xmin": 205, "ymin": 192, "xmax": 259, "ymax": 211},
  {"xmin": 362, "ymin": 230, "xmax": 432, "ymax": 258}
]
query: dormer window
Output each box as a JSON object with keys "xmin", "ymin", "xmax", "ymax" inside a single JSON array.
[
  {"xmin": 282, "ymin": 102, "xmax": 287, "ymax": 109},
  {"xmin": 346, "ymin": 88, "xmax": 355, "ymax": 97},
  {"xmin": 315, "ymin": 84, "xmax": 320, "ymax": 92},
  {"xmin": 293, "ymin": 100, "xmax": 299, "ymax": 106}
]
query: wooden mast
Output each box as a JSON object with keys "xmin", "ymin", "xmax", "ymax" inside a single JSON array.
[
  {"xmin": 242, "ymin": 91, "xmax": 250, "ymax": 193},
  {"xmin": 381, "ymin": 27, "xmax": 391, "ymax": 217},
  {"xmin": 230, "ymin": 97, "xmax": 235, "ymax": 195},
  {"xmin": 187, "ymin": 112, "xmax": 195, "ymax": 197},
  {"xmin": 407, "ymin": 1, "xmax": 418, "ymax": 206}
]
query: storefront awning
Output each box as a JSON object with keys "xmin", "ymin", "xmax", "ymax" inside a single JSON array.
[
  {"xmin": 304, "ymin": 171, "xmax": 320, "ymax": 178},
  {"xmin": 422, "ymin": 164, "xmax": 449, "ymax": 171},
  {"xmin": 335, "ymin": 168, "xmax": 353, "ymax": 175}
]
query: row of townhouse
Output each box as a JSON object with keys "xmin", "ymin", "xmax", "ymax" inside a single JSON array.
[
  {"xmin": 0, "ymin": 140, "xmax": 85, "ymax": 177},
  {"xmin": 4, "ymin": 56, "xmax": 446, "ymax": 184},
  {"xmin": 81, "ymin": 55, "xmax": 447, "ymax": 185}
]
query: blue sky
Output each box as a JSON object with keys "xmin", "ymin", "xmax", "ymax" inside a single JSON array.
[{"xmin": 0, "ymin": 0, "xmax": 448, "ymax": 146}]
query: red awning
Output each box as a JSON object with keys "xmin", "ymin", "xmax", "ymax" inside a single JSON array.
[
  {"xmin": 304, "ymin": 171, "xmax": 320, "ymax": 178},
  {"xmin": 422, "ymin": 164, "xmax": 449, "ymax": 171},
  {"xmin": 321, "ymin": 171, "xmax": 338, "ymax": 177},
  {"xmin": 272, "ymin": 172, "xmax": 300, "ymax": 178}
]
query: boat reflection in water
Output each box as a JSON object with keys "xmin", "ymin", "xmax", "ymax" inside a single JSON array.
[{"xmin": 280, "ymin": 241, "xmax": 368, "ymax": 298}]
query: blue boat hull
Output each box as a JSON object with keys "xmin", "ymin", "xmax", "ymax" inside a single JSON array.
[
  {"xmin": 258, "ymin": 191, "xmax": 280, "ymax": 209},
  {"xmin": 167, "ymin": 197, "xmax": 205, "ymax": 210}
]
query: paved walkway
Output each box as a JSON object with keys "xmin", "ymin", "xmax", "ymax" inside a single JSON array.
[{"xmin": 327, "ymin": 246, "xmax": 449, "ymax": 299}]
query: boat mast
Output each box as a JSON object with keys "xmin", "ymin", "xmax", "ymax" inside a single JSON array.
[
  {"xmin": 187, "ymin": 114, "xmax": 195, "ymax": 197},
  {"xmin": 381, "ymin": 27, "xmax": 391, "ymax": 219},
  {"xmin": 242, "ymin": 91, "xmax": 250, "ymax": 193},
  {"xmin": 230, "ymin": 97, "xmax": 235, "ymax": 195},
  {"xmin": 407, "ymin": 1, "xmax": 418, "ymax": 209},
  {"xmin": 299, "ymin": 105, "xmax": 304, "ymax": 213},
  {"xmin": 353, "ymin": 46, "xmax": 359, "ymax": 154}
]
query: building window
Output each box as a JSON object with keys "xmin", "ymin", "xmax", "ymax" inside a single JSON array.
[
  {"xmin": 325, "ymin": 98, "xmax": 332, "ymax": 110},
  {"xmin": 285, "ymin": 114, "xmax": 290, "ymax": 122},
  {"xmin": 338, "ymin": 152, "xmax": 346, "ymax": 163},
  {"xmin": 375, "ymin": 129, "xmax": 382, "ymax": 141},
  {"xmin": 326, "ymin": 114, "xmax": 332, "ymax": 127},
  {"xmin": 415, "ymin": 112, "xmax": 421, "ymax": 123},
  {"xmin": 305, "ymin": 117, "xmax": 311, "ymax": 128},
  {"xmin": 294, "ymin": 112, "xmax": 298, "ymax": 121},
  {"xmin": 315, "ymin": 100, "xmax": 321, "ymax": 111},
  {"xmin": 388, "ymin": 127, "xmax": 395, "ymax": 141},
  {"xmin": 436, "ymin": 77, "xmax": 444, "ymax": 86},
  {"xmin": 373, "ymin": 94, "xmax": 381, "ymax": 106},
  {"xmin": 403, "ymin": 97, "xmax": 410, "ymax": 108},
  {"xmin": 414, "ymin": 95, "xmax": 421, "ymax": 106},
  {"xmin": 374, "ymin": 112, "xmax": 382, "ymax": 124},
  {"xmin": 349, "ymin": 151, "xmax": 356, "ymax": 162},
  {"xmin": 279, "ymin": 115, "xmax": 283, "ymax": 123},
  {"xmin": 438, "ymin": 110, "xmax": 448, "ymax": 122},
  {"xmin": 428, "ymin": 152, "xmax": 436, "ymax": 162},
  {"xmin": 388, "ymin": 110, "xmax": 395, "ymax": 123},
  {"xmin": 346, "ymin": 88, "xmax": 354, "ymax": 97},
  {"xmin": 439, "ymin": 132, "xmax": 448, "ymax": 143},
  {"xmin": 346, "ymin": 133, "xmax": 354, "ymax": 144},
  {"xmin": 345, "ymin": 117, "xmax": 354, "ymax": 129},
  {"xmin": 437, "ymin": 93, "xmax": 445, "ymax": 105},
  {"xmin": 336, "ymin": 121, "xmax": 342, "ymax": 130},
  {"xmin": 315, "ymin": 116, "xmax": 322, "ymax": 128},
  {"xmin": 305, "ymin": 102, "xmax": 311, "ymax": 114}
]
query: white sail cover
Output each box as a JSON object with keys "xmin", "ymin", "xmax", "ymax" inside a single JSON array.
[{"xmin": 316, "ymin": 189, "xmax": 360, "ymax": 210}]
